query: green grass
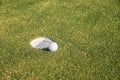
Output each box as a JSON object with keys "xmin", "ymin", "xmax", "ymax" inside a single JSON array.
[{"xmin": 0, "ymin": 0, "xmax": 120, "ymax": 80}]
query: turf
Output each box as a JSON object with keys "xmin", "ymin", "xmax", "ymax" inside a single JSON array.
[{"xmin": 0, "ymin": 0, "xmax": 120, "ymax": 80}]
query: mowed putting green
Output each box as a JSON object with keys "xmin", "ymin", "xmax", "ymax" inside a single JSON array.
[{"xmin": 0, "ymin": 0, "xmax": 120, "ymax": 80}]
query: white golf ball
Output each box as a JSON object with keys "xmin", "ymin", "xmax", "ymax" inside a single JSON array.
[{"xmin": 48, "ymin": 42, "xmax": 58, "ymax": 51}]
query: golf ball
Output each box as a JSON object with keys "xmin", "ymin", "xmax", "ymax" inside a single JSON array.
[{"xmin": 48, "ymin": 42, "xmax": 58, "ymax": 51}]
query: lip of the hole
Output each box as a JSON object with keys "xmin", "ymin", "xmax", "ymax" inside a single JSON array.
[
  {"xmin": 30, "ymin": 37, "xmax": 53, "ymax": 49},
  {"xmin": 30, "ymin": 37, "xmax": 45, "ymax": 47}
]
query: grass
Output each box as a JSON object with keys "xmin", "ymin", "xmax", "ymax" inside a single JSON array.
[{"xmin": 0, "ymin": 0, "xmax": 120, "ymax": 80}]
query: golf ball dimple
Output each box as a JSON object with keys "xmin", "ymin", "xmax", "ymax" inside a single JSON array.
[{"xmin": 48, "ymin": 42, "xmax": 58, "ymax": 51}]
